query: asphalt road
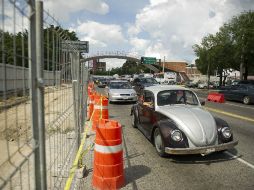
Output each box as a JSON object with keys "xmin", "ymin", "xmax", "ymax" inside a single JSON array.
[{"xmin": 97, "ymin": 87, "xmax": 254, "ymax": 190}]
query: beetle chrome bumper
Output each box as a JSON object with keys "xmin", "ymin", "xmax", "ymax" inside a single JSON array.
[{"xmin": 165, "ymin": 141, "xmax": 238, "ymax": 155}]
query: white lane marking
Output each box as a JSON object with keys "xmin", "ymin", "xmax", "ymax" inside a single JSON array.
[
  {"xmin": 198, "ymin": 97, "xmax": 254, "ymax": 110},
  {"xmin": 225, "ymin": 151, "xmax": 254, "ymax": 170},
  {"xmin": 224, "ymin": 102, "xmax": 254, "ymax": 110}
]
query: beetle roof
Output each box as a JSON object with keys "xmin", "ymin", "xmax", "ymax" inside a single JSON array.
[{"xmin": 145, "ymin": 85, "xmax": 188, "ymax": 95}]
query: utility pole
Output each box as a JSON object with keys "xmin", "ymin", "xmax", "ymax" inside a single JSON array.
[
  {"xmin": 207, "ymin": 56, "xmax": 211, "ymax": 90},
  {"xmin": 163, "ymin": 56, "xmax": 165, "ymax": 73}
]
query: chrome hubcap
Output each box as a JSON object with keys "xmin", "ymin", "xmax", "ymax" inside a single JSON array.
[
  {"xmin": 244, "ymin": 97, "xmax": 249, "ymax": 104},
  {"xmin": 154, "ymin": 130, "xmax": 162, "ymax": 152}
]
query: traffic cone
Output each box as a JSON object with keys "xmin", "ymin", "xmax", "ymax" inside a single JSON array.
[
  {"xmin": 92, "ymin": 119, "xmax": 125, "ymax": 190},
  {"xmin": 91, "ymin": 96, "xmax": 109, "ymax": 131}
]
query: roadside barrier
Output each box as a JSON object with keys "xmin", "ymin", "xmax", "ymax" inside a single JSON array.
[
  {"xmin": 92, "ymin": 119, "xmax": 125, "ymax": 190},
  {"xmin": 207, "ymin": 93, "xmax": 225, "ymax": 103},
  {"xmin": 91, "ymin": 95, "xmax": 109, "ymax": 131}
]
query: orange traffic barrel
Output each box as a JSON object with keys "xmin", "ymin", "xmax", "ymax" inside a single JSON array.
[
  {"xmin": 88, "ymin": 86, "xmax": 92, "ymax": 96},
  {"xmin": 88, "ymin": 82, "xmax": 95, "ymax": 96},
  {"xmin": 87, "ymin": 94, "xmax": 95, "ymax": 120},
  {"xmin": 92, "ymin": 119, "xmax": 125, "ymax": 190},
  {"xmin": 91, "ymin": 96, "xmax": 109, "ymax": 131}
]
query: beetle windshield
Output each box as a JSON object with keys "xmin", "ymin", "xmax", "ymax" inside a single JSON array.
[
  {"xmin": 109, "ymin": 82, "xmax": 132, "ymax": 89},
  {"xmin": 157, "ymin": 90, "xmax": 199, "ymax": 106}
]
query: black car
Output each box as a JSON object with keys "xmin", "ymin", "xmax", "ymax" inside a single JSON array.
[
  {"xmin": 238, "ymin": 80, "xmax": 254, "ymax": 85},
  {"xmin": 97, "ymin": 78, "xmax": 108, "ymax": 88},
  {"xmin": 219, "ymin": 84, "xmax": 254, "ymax": 105},
  {"xmin": 132, "ymin": 77, "xmax": 159, "ymax": 95}
]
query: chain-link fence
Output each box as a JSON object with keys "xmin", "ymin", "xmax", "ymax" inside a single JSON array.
[{"xmin": 0, "ymin": 0, "xmax": 88, "ymax": 189}]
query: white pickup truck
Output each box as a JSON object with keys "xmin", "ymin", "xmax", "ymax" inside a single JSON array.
[{"xmin": 154, "ymin": 72, "xmax": 177, "ymax": 84}]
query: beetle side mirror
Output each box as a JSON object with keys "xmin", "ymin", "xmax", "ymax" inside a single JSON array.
[{"xmin": 201, "ymin": 101, "xmax": 205, "ymax": 106}]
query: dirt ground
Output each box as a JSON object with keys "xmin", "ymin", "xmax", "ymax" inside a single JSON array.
[{"xmin": 0, "ymin": 84, "xmax": 78, "ymax": 189}]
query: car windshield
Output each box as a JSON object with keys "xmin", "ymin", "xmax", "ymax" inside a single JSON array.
[
  {"xmin": 157, "ymin": 90, "xmax": 199, "ymax": 106},
  {"xmin": 140, "ymin": 78, "xmax": 158, "ymax": 84},
  {"xmin": 109, "ymin": 82, "xmax": 132, "ymax": 89}
]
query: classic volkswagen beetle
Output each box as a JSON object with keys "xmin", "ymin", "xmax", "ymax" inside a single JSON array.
[{"xmin": 131, "ymin": 85, "xmax": 238, "ymax": 157}]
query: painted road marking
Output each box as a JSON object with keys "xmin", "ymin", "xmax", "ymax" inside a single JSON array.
[
  {"xmin": 205, "ymin": 107, "xmax": 254, "ymax": 123},
  {"xmin": 224, "ymin": 102, "xmax": 254, "ymax": 110},
  {"xmin": 198, "ymin": 97, "xmax": 254, "ymax": 110},
  {"xmin": 225, "ymin": 151, "xmax": 254, "ymax": 170}
]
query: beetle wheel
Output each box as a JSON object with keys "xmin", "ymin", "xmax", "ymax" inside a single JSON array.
[
  {"xmin": 132, "ymin": 111, "xmax": 138, "ymax": 128},
  {"xmin": 153, "ymin": 128, "xmax": 166, "ymax": 157}
]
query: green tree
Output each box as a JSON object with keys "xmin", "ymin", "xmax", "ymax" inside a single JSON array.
[
  {"xmin": 1, "ymin": 25, "xmax": 79, "ymax": 71},
  {"xmin": 193, "ymin": 11, "xmax": 254, "ymax": 85},
  {"xmin": 229, "ymin": 11, "xmax": 254, "ymax": 79}
]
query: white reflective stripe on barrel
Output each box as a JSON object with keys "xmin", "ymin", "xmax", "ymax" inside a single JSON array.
[
  {"xmin": 94, "ymin": 105, "xmax": 108, "ymax": 109},
  {"xmin": 89, "ymin": 100, "xmax": 94, "ymax": 104},
  {"xmin": 95, "ymin": 143, "xmax": 122, "ymax": 154}
]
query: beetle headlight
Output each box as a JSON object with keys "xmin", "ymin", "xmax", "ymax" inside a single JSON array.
[
  {"xmin": 221, "ymin": 127, "xmax": 232, "ymax": 139},
  {"xmin": 131, "ymin": 92, "xmax": 137, "ymax": 96},
  {"xmin": 171, "ymin": 130, "xmax": 183, "ymax": 142}
]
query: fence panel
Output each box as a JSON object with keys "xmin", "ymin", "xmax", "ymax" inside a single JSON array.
[
  {"xmin": 0, "ymin": 0, "xmax": 88, "ymax": 189},
  {"xmin": 0, "ymin": 0, "xmax": 36, "ymax": 189}
]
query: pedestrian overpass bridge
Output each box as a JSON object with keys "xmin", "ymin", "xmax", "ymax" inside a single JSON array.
[{"xmin": 81, "ymin": 52, "xmax": 160, "ymax": 73}]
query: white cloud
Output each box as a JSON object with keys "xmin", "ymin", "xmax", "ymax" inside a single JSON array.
[
  {"xmin": 144, "ymin": 42, "xmax": 172, "ymax": 60},
  {"xmin": 130, "ymin": 37, "xmax": 150, "ymax": 51},
  {"xmin": 128, "ymin": 0, "xmax": 254, "ymax": 62},
  {"xmin": 149, "ymin": 0, "xmax": 168, "ymax": 7},
  {"xmin": 75, "ymin": 21, "xmax": 127, "ymax": 49},
  {"xmin": 127, "ymin": 25, "xmax": 141, "ymax": 37},
  {"xmin": 100, "ymin": 58, "xmax": 126, "ymax": 70},
  {"xmin": 2, "ymin": 2, "xmax": 29, "ymax": 33},
  {"xmin": 44, "ymin": 0, "xmax": 109, "ymax": 20}
]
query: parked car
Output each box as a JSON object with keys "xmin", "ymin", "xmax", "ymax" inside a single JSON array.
[
  {"xmin": 131, "ymin": 85, "xmax": 238, "ymax": 157},
  {"xmin": 197, "ymin": 82, "xmax": 207, "ymax": 89},
  {"xmin": 238, "ymin": 80, "xmax": 254, "ymax": 85},
  {"xmin": 185, "ymin": 81, "xmax": 198, "ymax": 88},
  {"xmin": 219, "ymin": 84, "xmax": 254, "ymax": 105},
  {"xmin": 154, "ymin": 72, "xmax": 177, "ymax": 84},
  {"xmin": 198, "ymin": 82, "xmax": 214, "ymax": 89},
  {"xmin": 105, "ymin": 80, "xmax": 137, "ymax": 103},
  {"xmin": 132, "ymin": 77, "xmax": 159, "ymax": 95}
]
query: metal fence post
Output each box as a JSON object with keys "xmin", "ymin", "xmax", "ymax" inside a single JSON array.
[
  {"xmin": 36, "ymin": 1, "xmax": 47, "ymax": 189},
  {"xmin": 77, "ymin": 53, "xmax": 81, "ymax": 148},
  {"xmin": 28, "ymin": 0, "xmax": 41, "ymax": 189},
  {"xmin": 71, "ymin": 52, "xmax": 81, "ymax": 151}
]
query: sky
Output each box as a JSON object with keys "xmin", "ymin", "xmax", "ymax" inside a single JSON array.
[{"xmin": 16, "ymin": 0, "xmax": 254, "ymax": 69}]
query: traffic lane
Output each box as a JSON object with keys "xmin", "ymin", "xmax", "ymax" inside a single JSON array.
[
  {"xmin": 194, "ymin": 89, "xmax": 254, "ymax": 109},
  {"xmin": 209, "ymin": 111, "xmax": 254, "ymax": 166},
  {"xmin": 195, "ymin": 94, "xmax": 254, "ymax": 120},
  {"xmin": 108, "ymin": 103, "xmax": 254, "ymax": 190}
]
